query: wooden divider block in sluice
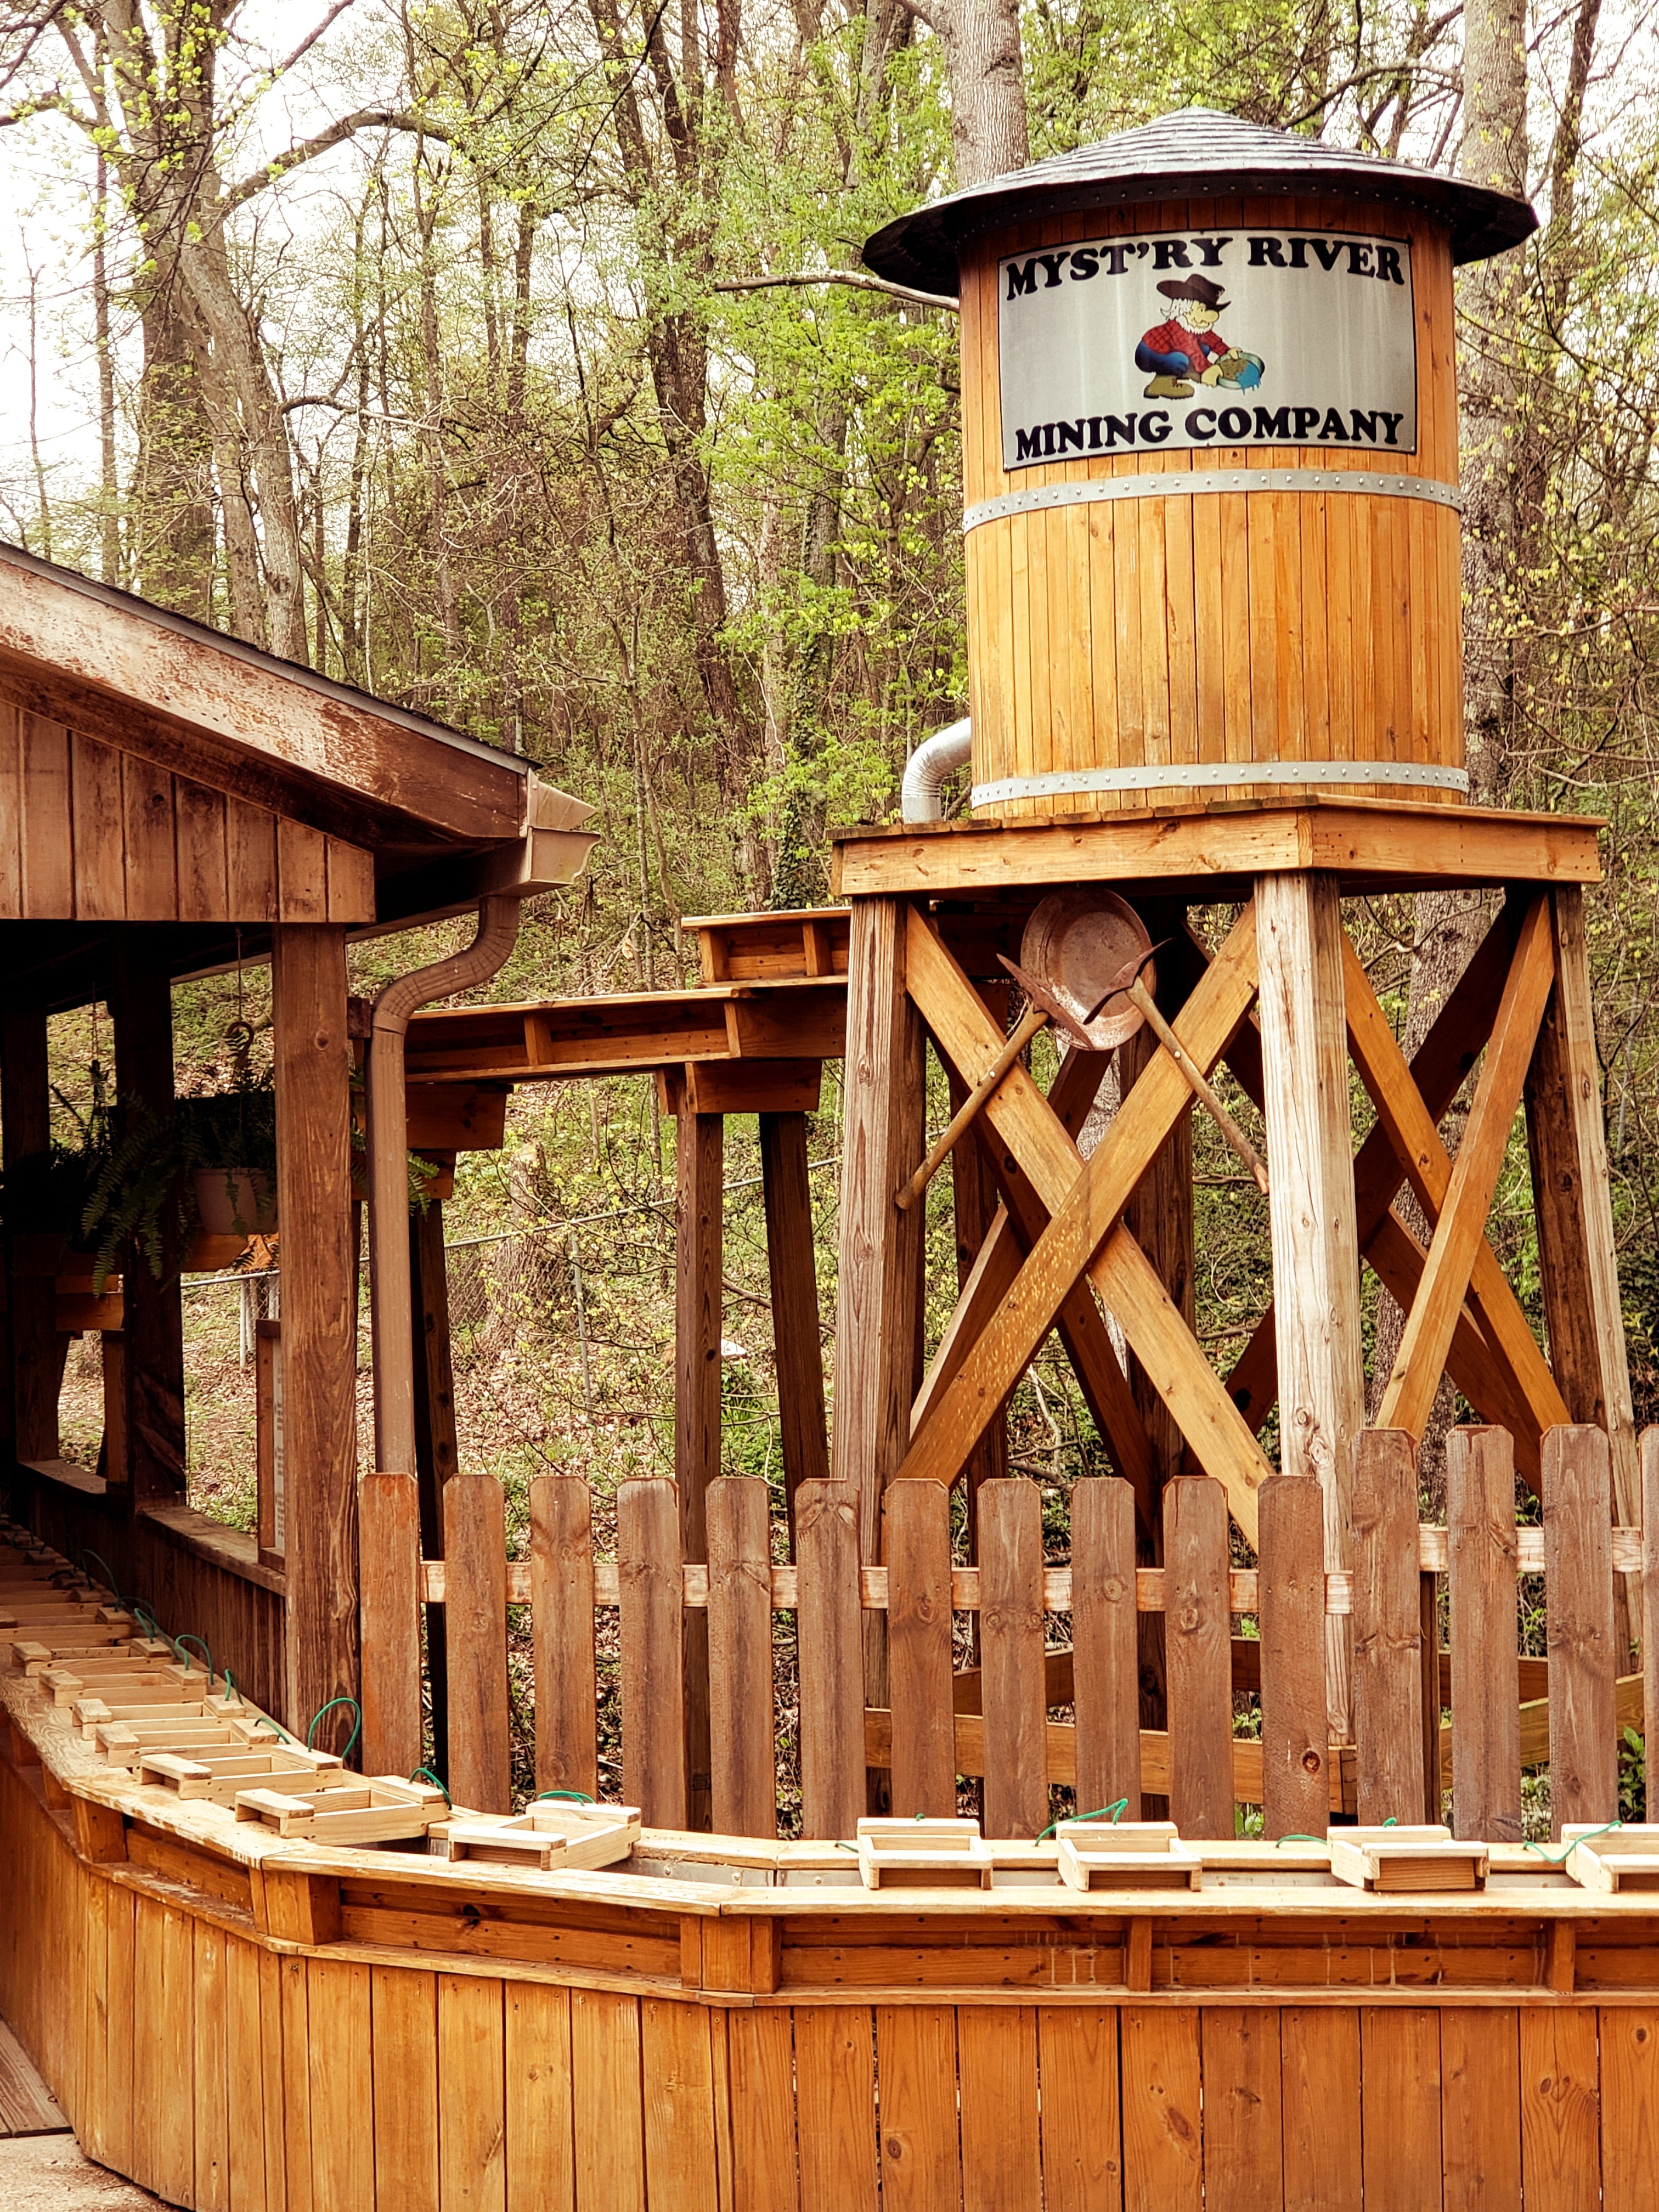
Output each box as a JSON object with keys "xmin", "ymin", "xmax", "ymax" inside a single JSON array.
[
  {"xmin": 1329, "ymin": 1825, "xmax": 1489, "ymax": 1893},
  {"xmin": 431, "ymin": 1801, "xmax": 641, "ymax": 1872},
  {"xmin": 1056, "ymin": 1820, "xmax": 1201, "ymax": 1892},
  {"xmin": 856, "ymin": 1816, "xmax": 997, "ymax": 1889},
  {"xmin": 1564, "ymin": 1826, "xmax": 1659, "ymax": 1893},
  {"xmin": 234, "ymin": 1775, "xmax": 450, "ymax": 1844}
]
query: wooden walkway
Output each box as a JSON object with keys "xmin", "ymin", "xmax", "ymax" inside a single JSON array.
[{"xmin": 0, "ymin": 2016, "xmax": 65, "ymax": 2137}]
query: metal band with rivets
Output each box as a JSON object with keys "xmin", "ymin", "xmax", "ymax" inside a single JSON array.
[
  {"xmin": 963, "ymin": 467, "xmax": 1462, "ymax": 534},
  {"xmin": 970, "ymin": 759, "xmax": 1470, "ymax": 806}
]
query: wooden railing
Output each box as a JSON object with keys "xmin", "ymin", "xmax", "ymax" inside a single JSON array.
[{"xmin": 417, "ymin": 1423, "xmax": 1655, "ymax": 1843}]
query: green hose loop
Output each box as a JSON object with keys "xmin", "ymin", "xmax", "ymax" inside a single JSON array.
[
  {"xmin": 534, "ymin": 1788, "xmax": 595, "ymax": 1805},
  {"xmin": 411, "ymin": 1768, "xmax": 452, "ymax": 1807},
  {"xmin": 1039, "ymin": 1798, "xmax": 1128, "ymax": 1842},
  {"xmin": 174, "ymin": 1634, "xmax": 214, "ymax": 1686},
  {"xmin": 307, "ymin": 1696, "xmax": 362, "ymax": 1758}
]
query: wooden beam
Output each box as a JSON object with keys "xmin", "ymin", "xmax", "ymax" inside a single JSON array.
[
  {"xmin": 1525, "ymin": 886, "xmax": 1640, "ymax": 1536},
  {"xmin": 272, "ymin": 923, "xmax": 359, "ymax": 1748},
  {"xmin": 1543, "ymin": 1426, "xmax": 1617, "ymax": 1836},
  {"xmin": 1343, "ymin": 931, "xmax": 1568, "ymax": 1454},
  {"xmin": 759, "ymin": 1111, "xmax": 829, "ymax": 1555},
  {"xmin": 1258, "ymin": 1475, "xmax": 1329, "ymax": 1839},
  {"xmin": 1, "ymin": 1000, "xmax": 57, "ymax": 1462},
  {"xmin": 946, "ymin": 1057, "xmax": 1009, "ymax": 1547},
  {"xmin": 110, "ymin": 952, "xmax": 187, "ymax": 1504},
  {"xmin": 1256, "ymin": 873, "xmax": 1364, "ymax": 1737},
  {"xmin": 1351, "ymin": 1430, "xmax": 1426, "ymax": 1825},
  {"xmin": 359, "ymin": 1471, "xmax": 422, "ymax": 1777},
  {"xmin": 831, "ymin": 800, "xmax": 1602, "ymax": 901},
  {"xmin": 898, "ymin": 902, "xmax": 1271, "ymax": 1538},
  {"xmin": 1379, "ymin": 898, "xmax": 1555, "ymax": 1438},
  {"xmin": 1447, "ymin": 1426, "xmax": 1522, "ymax": 1842},
  {"xmin": 675, "ymin": 1109, "xmax": 723, "ymax": 1832}
]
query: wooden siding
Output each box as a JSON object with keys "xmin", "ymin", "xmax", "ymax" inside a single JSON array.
[{"xmin": 0, "ymin": 704, "xmax": 375, "ymax": 923}]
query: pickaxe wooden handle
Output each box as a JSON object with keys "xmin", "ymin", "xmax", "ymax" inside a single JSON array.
[
  {"xmin": 895, "ymin": 1001, "xmax": 1048, "ymax": 1212},
  {"xmin": 1124, "ymin": 976, "xmax": 1269, "ymax": 1195}
]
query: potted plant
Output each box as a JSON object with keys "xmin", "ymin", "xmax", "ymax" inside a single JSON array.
[{"xmin": 76, "ymin": 1077, "xmax": 278, "ymax": 1289}]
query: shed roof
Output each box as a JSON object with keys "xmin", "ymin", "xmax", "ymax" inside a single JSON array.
[{"xmin": 862, "ymin": 107, "xmax": 1538, "ymax": 297}]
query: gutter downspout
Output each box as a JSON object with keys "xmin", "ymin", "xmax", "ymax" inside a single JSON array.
[
  {"xmin": 900, "ymin": 716, "xmax": 972, "ymax": 822},
  {"xmin": 361, "ymin": 895, "xmax": 520, "ymax": 1775}
]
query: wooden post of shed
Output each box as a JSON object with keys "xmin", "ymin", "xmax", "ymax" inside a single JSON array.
[
  {"xmin": 272, "ymin": 923, "xmax": 360, "ymax": 1750},
  {"xmin": 1, "ymin": 1001, "xmax": 58, "ymax": 1464},
  {"xmin": 111, "ymin": 948, "xmax": 188, "ymax": 1504},
  {"xmin": 675, "ymin": 1105, "xmax": 723, "ymax": 1831}
]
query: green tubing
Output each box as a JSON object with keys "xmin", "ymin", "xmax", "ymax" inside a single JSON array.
[
  {"xmin": 1039, "ymin": 1798, "xmax": 1128, "ymax": 1842},
  {"xmin": 1523, "ymin": 1818, "xmax": 1622, "ymax": 1867},
  {"xmin": 411, "ymin": 1768, "xmax": 452, "ymax": 1807},
  {"xmin": 174, "ymin": 1634, "xmax": 214, "ymax": 1686},
  {"xmin": 307, "ymin": 1696, "xmax": 363, "ymax": 1759},
  {"xmin": 534, "ymin": 1788, "xmax": 595, "ymax": 1805}
]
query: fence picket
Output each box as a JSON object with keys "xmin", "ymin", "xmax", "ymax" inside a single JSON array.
[
  {"xmin": 529, "ymin": 1475, "xmax": 597, "ymax": 1801},
  {"xmin": 618, "ymin": 1478, "xmax": 687, "ymax": 1829},
  {"xmin": 707, "ymin": 1478, "xmax": 776, "ymax": 1837},
  {"xmin": 1071, "ymin": 1477, "xmax": 1140, "ymax": 1819},
  {"xmin": 1165, "ymin": 1477, "xmax": 1233, "ymax": 1839},
  {"xmin": 444, "ymin": 1473, "xmax": 510, "ymax": 1814},
  {"xmin": 1447, "ymin": 1427, "xmax": 1522, "ymax": 1842},
  {"xmin": 795, "ymin": 1480, "xmax": 865, "ymax": 1840},
  {"xmin": 884, "ymin": 1480, "xmax": 957, "ymax": 1818},
  {"xmin": 1543, "ymin": 1425, "xmax": 1617, "ymax": 1836},
  {"xmin": 1259, "ymin": 1477, "xmax": 1329, "ymax": 1839},
  {"xmin": 979, "ymin": 1478, "xmax": 1049, "ymax": 1839},
  {"xmin": 1645, "ymin": 1429, "xmax": 1659, "ymax": 1825},
  {"xmin": 1351, "ymin": 1430, "xmax": 1425, "ymax": 1824}
]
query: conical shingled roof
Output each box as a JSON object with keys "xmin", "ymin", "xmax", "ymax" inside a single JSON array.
[{"xmin": 862, "ymin": 107, "xmax": 1536, "ymax": 296}]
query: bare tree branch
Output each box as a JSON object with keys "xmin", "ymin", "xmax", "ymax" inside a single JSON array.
[
  {"xmin": 225, "ymin": 109, "xmax": 454, "ymax": 213},
  {"xmin": 273, "ymin": 0, "xmax": 363, "ymax": 80},
  {"xmin": 713, "ymin": 269, "xmax": 957, "ymax": 310}
]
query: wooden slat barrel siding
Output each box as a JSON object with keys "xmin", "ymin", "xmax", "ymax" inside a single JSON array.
[{"xmin": 959, "ymin": 198, "xmax": 1461, "ymax": 819}]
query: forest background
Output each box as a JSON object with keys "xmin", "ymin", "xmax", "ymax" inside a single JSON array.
[{"xmin": 0, "ymin": 0, "xmax": 1657, "ymax": 1624}]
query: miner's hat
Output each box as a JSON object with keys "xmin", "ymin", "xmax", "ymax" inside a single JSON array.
[{"xmin": 1156, "ymin": 272, "xmax": 1229, "ymax": 311}]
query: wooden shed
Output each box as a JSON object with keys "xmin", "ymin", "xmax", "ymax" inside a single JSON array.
[{"xmin": 0, "ymin": 538, "xmax": 594, "ymax": 1737}]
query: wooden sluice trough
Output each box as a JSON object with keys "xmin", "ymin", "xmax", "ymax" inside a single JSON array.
[{"xmin": 8, "ymin": 104, "xmax": 1659, "ymax": 2210}]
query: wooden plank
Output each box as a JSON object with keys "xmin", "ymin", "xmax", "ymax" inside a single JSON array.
[
  {"xmin": 619, "ymin": 1477, "xmax": 687, "ymax": 1830},
  {"xmin": 1201, "ymin": 2010, "xmax": 1283, "ymax": 2212},
  {"xmin": 875, "ymin": 2006, "xmax": 961, "ymax": 2212},
  {"xmin": 1352, "ymin": 1429, "xmax": 1426, "ymax": 1825},
  {"xmin": 371, "ymin": 1967, "xmax": 439, "ymax": 2212},
  {"xmin": 20, "ymin": 711, "xmax": 72, "ymax": 915},
  {"xmin": 884, "ymin": 1479, "xmax": 957, "ymax": 1820},
  {"xmin": 412, "ymin": 1199, "xmax": 457, "ymax": 1772},
  {"xmin": 0, "ymin": 2014, "xmax": 66, "ymax": 2136},
  {"xmin": 324, "ymin": 836, "xmax": 376, "ymax": 922},
  {"xmin": 1281, "ymin": 2008, "xmax": 1361, "ymax": 2212},
  {"xmin": 796, "ymin": 1480, "xmax": 866, "ymax": 1841},
  {"xmin": 174, "ymin": 777, "xmax": 229, "ymax": 922},
  {"xmin": 795, "ymin": 2006, "xmax": 879, "ymax": 2212},
  {"xmin": 226, "ymin": 795, "xmax": 279, "ymax": 917},
  {"xmin": 0, "ymin": 698, "xmax": 20, "ymax": 913},
  {"xmin": 1647, "ymin": 1426, "xmax": 1659, "ymax": 1824},
  {"xmin": 1361, "ymin": 2008, "xmax": 1440, "ymax": 2210},
  {"xmin": 979, "ymin": 1478, "xmax": 1048, "ymax": 1839},
  {"xmin": 1527, "ymin": 887, "xmax": 1641, "ymax": 1538},
  {"xmin": 676, "ymin": 1109, "xmax": 723, "ymax": 1833},
  {"xmin": 280, "ymin": 1953, "xmax": 312, "ymax": 2212},
  {"xmin": 276, "ymin": 820, "xmax": 329, "ymax": 922},
  {"xmin": 1543, "ymin": 1424, "xmax": 1618, "ymax": 1835},
  {"xmin": 70, "ymin": 732, "xmax": 125, "ymax": 921},
  {"xmin": 571, "ymin": 1989, "xmax": 645, "ymax": 2212},
  {"xmin": 104, "ymin": 1884, "xmax": 135, "ymax": 2181},
  {"xmin": 307, "ymin": 1958, "xmax": 373, "ymax": 2212},
  {"xmin": 359, "ymin": 1471, "xmax": 422, "ymax": 1778},
  {"xmin": 1164, "ymin": 1478, "xmax": 1233, "ymax": 1838},
  {"xmin": 531, "ymin": 1475, "xmax": 599, "ymax": 1801},
  {"xmin": 272, "ymin": 924, "xmax": 358, "ymax": 1743},
  {"xmin": 760, "ymin": 1111, "xmax": 830, "ymax": 1550},
  {"xmin": 832, "ymin": 897, "xmax": 926, "ymax": 1560},
  {"xmin": 1442, "ymin": 2006, "xmax": 1520, "ymax": 2212},
  {"xmin": 122, "ymin": 751, "xmax": 176, "ymax": 915},
  {"xmin": 438, "ymin": 1974, "xmax": 506, "ymax": 2212},
  {"xmin": 1256, "ymin": 872, "xmax": 1364, "ymax": 1737},
  {"xmin": 224, "ymin": 1938, "xmax": 266, "ymax": 2212},
  {"xmin": 726, "ymin": 2011, "xmax": 799, "ymax": 2212},
  {"xmin": 1600, "ymin": 2008, "xmax": 1659, "ymax": 2211},
  {"xmin": 2, "ymin": 1001, "xmax": 60, "ymax": 1463},
  {"xmin": 708, "ymin": 1476, "xmax": 777, "ymax": 1838},
  {"xmin": 946, "ymin": 1074, "xmax": 1011, "ymax": 1542},
  {"xmin": 194, "ymin": 1920, "xmax": 229, "ymax": 2212},
  {"xmin": 444, "ymin": 1472, "xmax": 511, "ymax": 1815},
  {"xmin": 1520, "ymin": 2008, "xmax": 1600, "ymax": 2212},
  {"xmin": 1259, "ymin": 1476, "xmax": 1329, "ymax": 1838},
  {"xmin": 896, "ymin": 905, "xmax": 1265, "ymax": 1527},
  {"xmin": 1036, "ymin": 2010, "xmax": 1121, "ymax": 2212},
  {"xmin": 1120, "ymin": 2007, "xmax": 1200, "ymax": 2212},
  {"xmin": 1380, "ymin": 897, "xmax": 1555, "ymax": 1438},
  {"xmin": 505, "ymin": 1982, "xmax": 575, "ymax": 2212},
  {"xmin": 957, "ymin": 2007, "xmax": 1040, "ymax": 2212},
  {"xmin": 1071, "ymin": 1476, "xmax": 1140, "ymax": 1818},
  {"xmin": 642, "ymin": 1999, "xmax": 718, "ymax": 2212},
  {"xmin": 1447, "ymin": 1425, "xmax": 1522, "ymax": 1842}
]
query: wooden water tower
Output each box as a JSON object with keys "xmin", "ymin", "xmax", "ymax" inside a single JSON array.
[{"xmin": 838, "ymin": 110, "xmax": 1634, "ymax": 1739}]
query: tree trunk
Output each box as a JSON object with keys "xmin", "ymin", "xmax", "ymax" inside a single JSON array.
[{"xmin": 936, "ymin": 0, "xmax": 1027, "ymax": 187}]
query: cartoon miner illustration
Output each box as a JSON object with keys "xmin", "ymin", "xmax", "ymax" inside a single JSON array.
[{"xmin": 1135, "ymin": 273, "xmax": 1264, "ymax": 399}]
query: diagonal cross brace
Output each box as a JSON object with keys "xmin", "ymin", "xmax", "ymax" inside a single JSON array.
[{"xmin": 900, "ymin": 902, "xmax": 1274, "ymax": 1541}]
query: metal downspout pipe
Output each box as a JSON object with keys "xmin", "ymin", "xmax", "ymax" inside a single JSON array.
[
  {"xmin": 360, "ymin": 895, "xmax": 520, "ymax": 1774},
  {"xmin": 900, "ymin": 716, "xmax": 973, "ymax": 822}
]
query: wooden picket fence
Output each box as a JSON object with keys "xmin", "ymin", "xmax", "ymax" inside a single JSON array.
[{"xmin": 420, "ymin": 1422, "xmax": 1656, "ymax": 1843}]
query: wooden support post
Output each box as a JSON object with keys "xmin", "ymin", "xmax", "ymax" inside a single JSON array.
[
  {"xmin": 110, "ymin": 952, "xmax": 189, "ymax": 1503},
  {"xmin": 1542, "ymin": 1425, "xmax": 1617, "ymax": 1836},
  {"xmin": 831, "ymin": 896, "xmax": 924, "ymax": 1798},
  {"xmin": 410, "ymin": 1199, "xmax": 457, "ymax": 1776},
  {"xmin": 1255, "ymin": 872, "xmax": 1363, "ymax": 1741},
  {"xmin": 100, "ymin": 1333, "xmax": 128, "ymax": 1486},
  {"xmin": 675, "ymin": 1107, "xmax": 722, "ymax": 1832},
  {"xmin": 1527, "ymin": 885, "xmax": 1641, "ymax": 1639},
  {"xmin": 1447, "ymin": 1426, "xmax": 1522, "ymax": 1843},
  {"xmin": 272, "ymin": 924, "xmax": 359, "ymax": 1746},
  {"xmin": 2, "ymin": 1000, "xmax": 58, "ymax": 1463},
  {"xmin": 1351, "ymin": 1430, "xmax": 1426, "ymax": 1825},
  {"xmin": 946, "ymin": 986, "xmax": 1010, "ymax": 1562},
  {"xmin": 758, "ymin": 1110, "xmax": 829, "ymax": 1555}
]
